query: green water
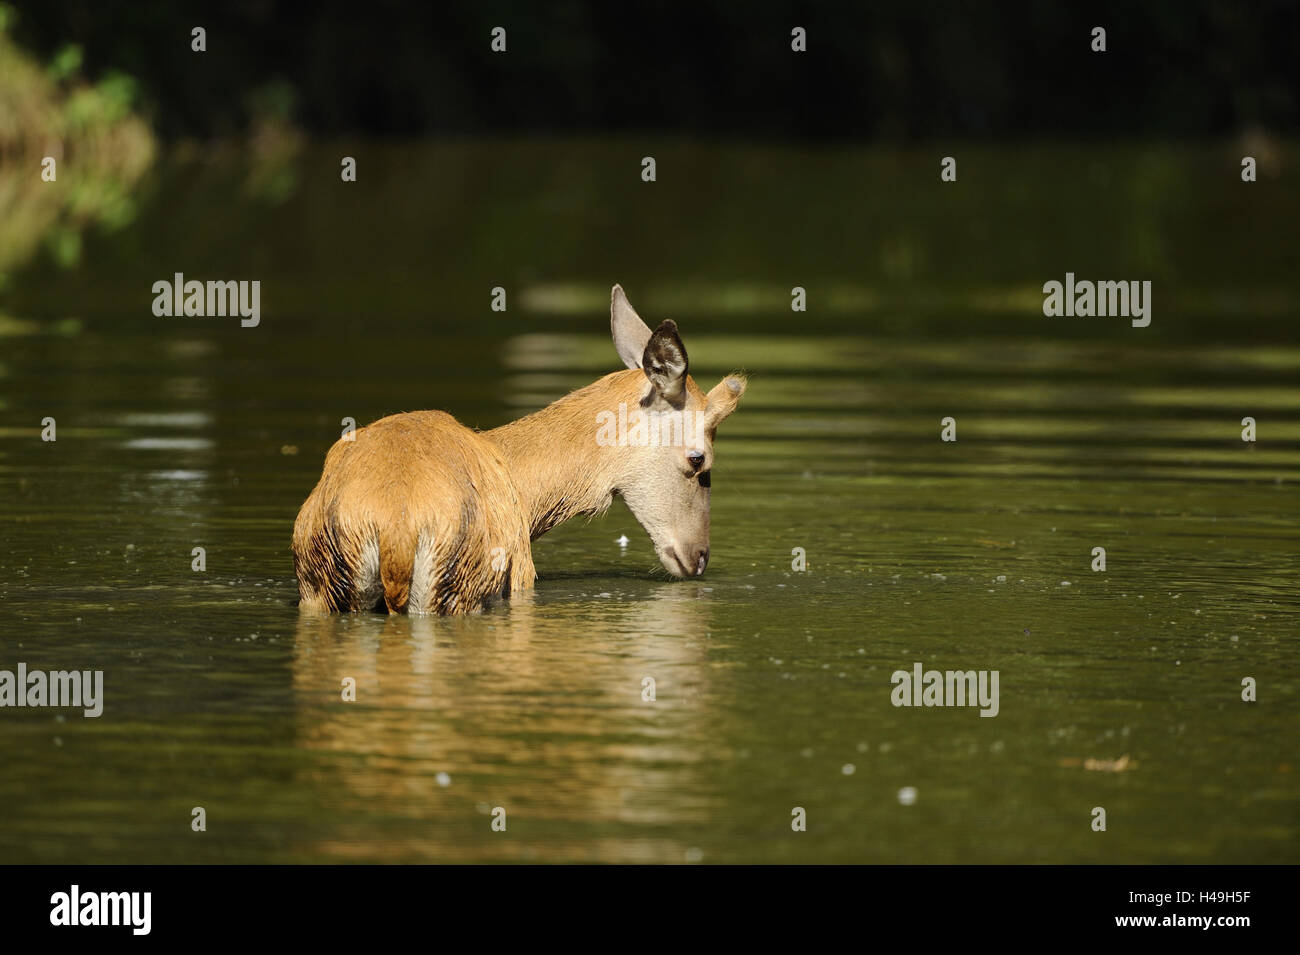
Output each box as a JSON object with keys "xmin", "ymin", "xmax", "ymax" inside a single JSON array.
[{"xmin": 0, "ymin": 142, "xmax": 1297, "ymax": 862}]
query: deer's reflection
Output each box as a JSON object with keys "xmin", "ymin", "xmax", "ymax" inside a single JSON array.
[{"xmin": 291, "ymin": 585, "xmax": 721, "ymax": 861}]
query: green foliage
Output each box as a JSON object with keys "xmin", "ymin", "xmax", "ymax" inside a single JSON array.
[
  {"xmin": 0, "ymin": 19, "xmax": 154, "ymax": 280},
  {"xmin": 47, "ymin": 42, "xmax": 81, "ymax": 82}
]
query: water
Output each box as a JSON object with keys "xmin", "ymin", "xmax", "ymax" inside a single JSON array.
[{"xmin": 1, "ymin": 142, "xmax": 1297, "ymax": 862}]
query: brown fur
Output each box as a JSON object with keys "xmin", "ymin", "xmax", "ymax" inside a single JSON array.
[
  {"xmin": 293, "ymin": 286, "xmax": 746, "ymax": 616},
  {"xmin": 293, "ymin": 411, "xmax": 534, "ymax": 615},
  {"xmin": 485, "ymin": 369, "xmax": 709, "ymax": 537}
]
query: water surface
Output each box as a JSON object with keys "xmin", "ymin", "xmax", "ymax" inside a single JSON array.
[{"xmin": 1, "ymin": 142, "xmax": 1296, "ymax": 862}]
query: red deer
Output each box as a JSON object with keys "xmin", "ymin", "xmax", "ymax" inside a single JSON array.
[{"xmin": 293, "ymin": 285, "xmax": 747, "ymax": 615}]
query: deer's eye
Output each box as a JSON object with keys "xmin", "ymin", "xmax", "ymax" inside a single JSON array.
[{"xmin": 686, "ymin": 450, "xmax": 706, "ymax": 471}]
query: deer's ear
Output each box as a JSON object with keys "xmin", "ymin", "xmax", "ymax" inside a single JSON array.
[
  {"xmin": 704, "ymin": 375, "xmax": 747, "ymax": 431},
  {"xmin": 642, "ymin": 320, "xmax": 689, "ymax": 402},
  {"xmin": 611, "ymin": 284, "xmax": 652, "ymax": 370}
]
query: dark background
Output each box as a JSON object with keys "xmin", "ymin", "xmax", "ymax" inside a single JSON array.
[{"xmin": 10, "ymin": 0, "xmax": 1300, "ymax": 141}]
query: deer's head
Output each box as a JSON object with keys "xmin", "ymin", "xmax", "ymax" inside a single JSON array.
[{"xmin": 608, "ymin": 285, "xmax": 746, "ymax": 578}]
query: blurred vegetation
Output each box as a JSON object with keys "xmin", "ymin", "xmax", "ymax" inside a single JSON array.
[
  {"xmin": 0, "ymin": 3, "xmax": 153, "ymax": 284},
  {"xmin": 5, "ymin": 0, "xmax": 1299, "ymax": 142}
]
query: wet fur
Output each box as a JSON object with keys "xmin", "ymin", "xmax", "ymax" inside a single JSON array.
[{"xmin": 293, "ymin": 410, "xmax": 535, "ymax": 614}]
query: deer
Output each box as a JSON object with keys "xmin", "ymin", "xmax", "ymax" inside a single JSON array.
[{"xmin": 292, "ymin": 285, "xmax": 747, "ymax": 615}]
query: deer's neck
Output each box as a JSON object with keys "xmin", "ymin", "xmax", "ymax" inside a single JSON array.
[{"xmin": 485, "ymin": 370, "xmax": 641, "ymax": 540}]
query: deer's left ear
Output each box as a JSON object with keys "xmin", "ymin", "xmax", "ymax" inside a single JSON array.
[{"xmin": 642, "ymin": 320, "xmax": 689, "ymax": 402}]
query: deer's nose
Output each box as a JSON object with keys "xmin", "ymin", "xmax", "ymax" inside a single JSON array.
[{"xmin": 693, "ymin": 548, "xmax": 709, "ymax": 576}]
